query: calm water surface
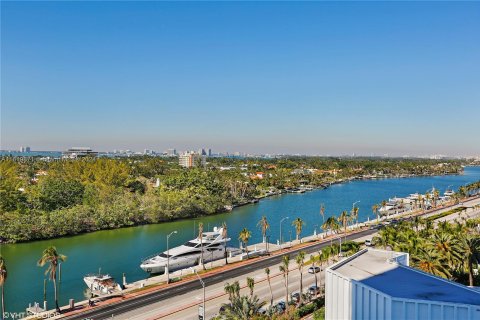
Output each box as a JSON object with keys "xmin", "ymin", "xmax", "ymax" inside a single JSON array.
[{"xmin": 2, "ymin": 166, "xmax": 480, "ymax": 313}]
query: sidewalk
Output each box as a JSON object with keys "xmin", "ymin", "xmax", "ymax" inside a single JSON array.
[{"xmin": 25, "ymin": 195, "xmax": 480, "ymax": 319}]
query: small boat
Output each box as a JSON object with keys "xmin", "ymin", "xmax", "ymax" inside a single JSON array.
[{"xmin": 84, "ymin": 271, "xmax": 122, "ymax": 296}]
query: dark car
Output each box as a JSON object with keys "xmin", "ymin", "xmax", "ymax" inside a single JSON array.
[
  {"xmin": 308, "ymin": 285, "xmax": 321, "ymax": 296},
  {"xmin": 291, "ymin": 292, "xmax": 301, "ymax": 303},
  {"xmin": 275, "ymin": 301, "xmax": 286, "ymax": 313},
  {"xmin": 308, "ymin": 266, "xmax": 321, "ymax": 274}
]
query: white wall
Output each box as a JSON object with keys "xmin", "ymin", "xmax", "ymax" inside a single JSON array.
[{"xmin": 326, "ymin": 268, "xmax": 480, "ymax": 320}]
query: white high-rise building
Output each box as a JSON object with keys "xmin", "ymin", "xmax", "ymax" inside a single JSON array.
[
  {"xmin": 179, "ymin": 151, "xmax": 198, "ymax": 168},
  {"xmin": 325, "ymin": 248, "xmax": 480, "ymax": 320}
]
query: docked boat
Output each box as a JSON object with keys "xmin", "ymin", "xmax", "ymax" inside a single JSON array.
[
  {"xmin": 140, "ymin": 227, "xmax": 230, "ymax": 274},
  {"xmin": 444, "ymin": 189, "xmax": 455, "ymax": 197},
  {"xmin": 84, "ymin": 272, "xmax": 122, "ymax": 296}
]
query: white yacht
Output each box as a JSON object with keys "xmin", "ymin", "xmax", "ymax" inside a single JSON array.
[
  {"xmin": 84, "ymin": 272, "xmax": 122, "ymax": 296},
  {"xmin": 444, "ymin": 188, "xmax": 455, "ymax": 197},
  {"xmin": 140, "ymin": 227, "xmax": 230, "ymax": 274}
]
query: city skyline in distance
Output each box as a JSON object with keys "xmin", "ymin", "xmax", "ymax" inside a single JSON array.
[{"xmin": 2, "ymin": 2, "xmax": 479, "ymax": 156}]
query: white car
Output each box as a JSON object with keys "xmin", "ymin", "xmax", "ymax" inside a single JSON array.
[{"xmin": 365, "ymin": 239, "xmax": 372, "ymax": 246}]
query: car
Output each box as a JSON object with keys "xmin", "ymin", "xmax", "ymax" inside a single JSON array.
[
  {"xmin": 291, "ymin": 292, "xmax": 301, "ymax": 303},
  {"xmin": 308, "ymin": 266, "xmax": 321, "ymax": 274},
  {"xmin": 308, "ymin": 284, "xmax": 321, "ymax": 296},
  {"xmin": 365, "ymin": 239, "xmax": 372, "ymax": 246},
  {"xmin": 275, "ymin": 301, "xmax": 286, "ymax": 313}
]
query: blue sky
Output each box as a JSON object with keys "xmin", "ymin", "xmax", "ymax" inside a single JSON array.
[{"xmin": 1, "ymin": 1, "xmax": 479, "ymax": 155}]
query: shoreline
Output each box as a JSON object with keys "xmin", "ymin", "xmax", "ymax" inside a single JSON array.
[
  {"xmin": 0, "ymin": 171, "xmax": 466, "ymax": 245},
  {"xmin": 22, "ymin": 194, "xmax": 480, "ymax": 320}
]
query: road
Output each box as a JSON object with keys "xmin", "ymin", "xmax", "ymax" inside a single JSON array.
[
  {"xmin": 63, "ymin": 228, "xmax": 377, "ymax": 320},
  {"xmin": 63, "ymin": 196, "xmax": 480, "ymax": 320}
]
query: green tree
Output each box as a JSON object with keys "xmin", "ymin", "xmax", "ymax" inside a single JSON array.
[
  {"xmin": 338, "ymin": 211, "xmax": 349, "ymax": 241},
  {"xmin": 238, "ymin": 228, "xmax": 252, "ymax": 259},
  {"xmin": 198, "ymin": 222, "xmax": 205, "ymax": 270},
  {"xmin": 279, "ymin": 255, "xmax": 290, "ymax": 303},
  {"xmin": 295, "ymin": 251, "xmax": 306, "ymax": 304},
  {"xmin": 221, "ymin": 222, "xmax": 229, "ymax": 265},
  {"xmin": 246, "ymin": 277, "xmax": 255, "ymax": 298},
  {"xmin": 34, "ymin": 177, "xmax": 84, "ymax": 211},
  {"xmin": 37, "ymin": 246, "xmax": 67, "ymax": 312},
  {"xmin": 372, "ymin": 204, "xmax": 379, "ymax": 224},
  {"xmin": 265, "ymin": 267, "xmax": 273, "ymax": 307},
  {"xmin": 322, "ymin": 216, "xmax": 340, "ymax": 236},
  {"xmin": 458, "ymin": 234, "xmax": 480, "ymax": 286},
  {"xmin": 257, "ymin": 216, "xmax": 270, "ymax": 244},
  {"xmin": 0, "ymin": 256, "xmax": 7, "ymax": 319},
  {"xmin": 292, "ymin": 218, "xmax": 305, "ymax": 241}
]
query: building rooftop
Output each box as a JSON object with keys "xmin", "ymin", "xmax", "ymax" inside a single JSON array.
[{"xmin": 332, "ymin": 249, "xmax": 480, "ymax": 306}]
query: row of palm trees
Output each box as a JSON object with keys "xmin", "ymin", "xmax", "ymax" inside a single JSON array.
[
  {"xmin": 373, "ymin": 216, "xmax": 480, "ymax": 286},
  {"xmin": 0, "ymin": 246, "xmax": 66, "ymax": 319},
  {"xmin": 219, "ymin": 241, "xmax": 360, "ymax": 319}
]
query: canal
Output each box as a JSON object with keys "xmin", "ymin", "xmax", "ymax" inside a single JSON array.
[{"xmin": 2, "ymin": 166, "xmax": 480, "ymax": 314}]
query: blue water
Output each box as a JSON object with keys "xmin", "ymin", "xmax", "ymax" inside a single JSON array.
[{"xmin": 2, "ymin": 166, "xmax": 480, "ymax": 314}]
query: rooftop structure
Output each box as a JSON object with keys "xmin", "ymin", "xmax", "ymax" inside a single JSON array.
[
  {"xmin": 325, "ymin": 248, "xmax": 480, "ymax": 320},
  {"xmin": 62, "ymin": 147, "xmax": 98, "ymax": 159}
]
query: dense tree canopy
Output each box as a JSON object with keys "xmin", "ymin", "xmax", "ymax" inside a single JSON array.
[{"xmin": 0, "ymin": 156, "xmax": 468, "ymax": 243}]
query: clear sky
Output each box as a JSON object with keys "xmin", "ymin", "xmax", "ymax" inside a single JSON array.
[{"xmin": 1, "ymin": 1, "xmax": 479, "ymax": 156}]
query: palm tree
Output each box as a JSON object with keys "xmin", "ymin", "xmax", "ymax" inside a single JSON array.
[
  {"xmin": 279, "ymin": 255, "xmax": 290, "ymax": 303},
  {"xmin": 414, "ymin": 247, "xmax": 451, "ymax": 279},
  {"xmin": 292, "ymin": 218, "xmax": 305, "ymax": 241},
  {"xmin": 224, "ymin": 281, "xmax": 240, "ymax": 302},
  {"xmin": 319, "ymin": 249, "xmax": 329, "ymax": 296},
  {"xmin": 381, "ymin": 200, "xmax": 388, "ymax": 214},
  {"xmin": 257, "ymin": 216, "xmax": 270, "ymax": 244},
  {"xmin": 0, "ymin": 256, "xmax": 7, "ymax": 319},
  {"xmin": 198, "ymin": 222, "xmax": 205, "ymax": 270},
  {"xmin": 339, "ymin": 211, "xmax": 349, "ymax": 241},
  {"xmin": 219, "ymin": 295, "xmax": 266, "ymax": 319},
  {"xmin": 372, "ymin": 204, "xmax": 379, "ymax": 224},
  {"xmin": 38, "ymin": 246, "xmax": 67, "ymax": 312},
  {"xmin": 238, "ymin": 228, "xmax": 252, "ymax": 259},
  {"xmin": 433, "ymin": 189, "xmax": 440, "ymax": 208},
  {"xmin": 352, "ymin": 206, "xmax": 360, "ymax": 229},
  {"xmin": 432, "ymin": 232, "xmax": 461, "ymax": 270},
  {"xmin": 322, "ymin": 216, "xmax": 340, "ymax": 236},
  {"xmin": 417, "ymin": 195, "xmax": 423, "ymax": 211},
  {"xmin": 320, "ymin": 204, "xmax": 326, "ymax": 235},
  {"xmin": 221, "ymin": 222, "xmax": 228, "ymax": 265},
  {"xmin": 246, "ymin": 277, "xmax": 255, "ymax": 298},
  {"xmin": 265, "ymin": 267, "xmax": 273, "ymax": 306},
  {"xmin": 295, "ymin": 251, "xmax": 305, "ymax": 304},
  {"xmin": 310, "ymin": 254, "xmax": 319, "ymax": 295},
  {"xmin": 458, "ymin": 234, "xmax": 480, "ymax": 286}
]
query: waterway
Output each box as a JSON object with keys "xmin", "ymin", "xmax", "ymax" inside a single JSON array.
[{"xmin": 2, "ymin": 166, "xmax": 480, "ymax": 314}]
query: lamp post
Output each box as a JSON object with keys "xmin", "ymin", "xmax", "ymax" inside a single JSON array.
[
  {"xmin": 279, "ymin": 217, "xmax": 289, "ymax": 247},
  {"xmin": 192, "ymin": 268, "xmax": 205, "ymax": 320},
  {"xmin": 166, "ymin": 230, "xmax": 178, "ymax": 284}
]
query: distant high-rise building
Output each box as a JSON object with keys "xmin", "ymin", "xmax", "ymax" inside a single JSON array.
[
  {"xmin": 207, "ymin": 148, "xmax": 212, "ymax": 157},
  {"xmin": 179, "ymin": 151, "xmax": 199, "ymax": 168},
  {"xmin": 19, "ymin": 146, "xmax": 31, "ymax": 152},
  {"xmin": 167, "ymin": 148, "xmax": 177, "ymax": 156}
]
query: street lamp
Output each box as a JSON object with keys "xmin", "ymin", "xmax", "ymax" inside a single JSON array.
[
  {"xmin": 191, "ymin": 268, "xmax": 205, "ymax": 320},
  {"xmin": 166, "ymin": 230, "xmax": 177, "ymax": 284},
  {"xmin": 279, "ymin": 217, "xmax": 289, "ymax": 247}
]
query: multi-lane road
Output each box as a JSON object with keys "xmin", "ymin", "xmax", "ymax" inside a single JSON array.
[
  {"xmin": 63, "ymin": 196, "xmax": 480, "ymax": 320},
  {"xmin": 64, "ymin": 228, "xmax": 377, "ymax": 320}
]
